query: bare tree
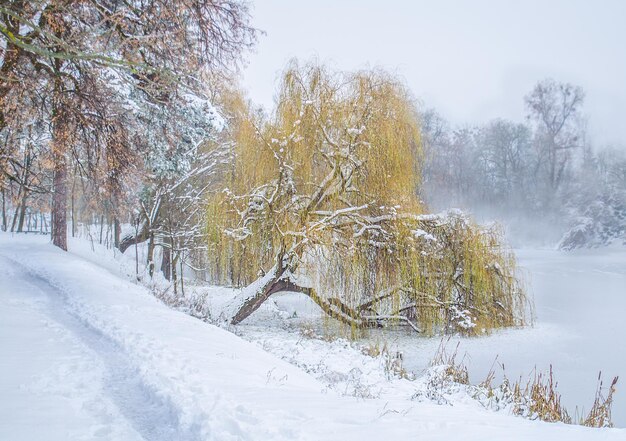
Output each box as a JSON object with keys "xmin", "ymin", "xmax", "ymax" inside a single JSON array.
[
  {"xmin": 525, "ymin": 79, "xmax": 585, "ymax": 196},
  {"xmin": 475, "ymin": 119, "xmax": 533, "ymax": 207}
]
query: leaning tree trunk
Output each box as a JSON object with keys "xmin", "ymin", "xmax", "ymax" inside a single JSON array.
[
  {"xmin": 226, "ymin": 254, "xmax": 421, "ymax": 332},
  {"xmin": 117, "ymin": 196, "xmax": 162, "ymax": 253},
  {"xmin": 227, "ymin": 257, "xmax": 360, "ymax": 326},
  {"xmin": 118, "ymin": 219, "xmax": 150, "ymax": 253},
  {"xmin": 228, "ymin": 267, "xmax": 393, "ymax": 328},
  {"xmin": 229, "ymin": 264, "xmax": 287, "ymax": 324}
]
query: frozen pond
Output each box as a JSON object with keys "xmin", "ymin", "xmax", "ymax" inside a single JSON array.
[{"xmin": 390, "ymin": 246, "xmax": 626, "ymax": 426}]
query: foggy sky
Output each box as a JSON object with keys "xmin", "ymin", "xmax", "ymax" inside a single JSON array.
[{"xmin": 241, "ymin": 0, "xmax": 626, "ymax": 149}]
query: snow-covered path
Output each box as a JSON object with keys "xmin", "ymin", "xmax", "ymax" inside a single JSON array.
[
  {"xmin": 0, "ymin": 254, "xmax": 202, "ymax": 440},
  {"xmin": 0, "ymin": 255, "xmax": 143, "ymax": 440},
  {"xmin": 1, "ymin": 234, "xmax": 625, "ymax": 440}
]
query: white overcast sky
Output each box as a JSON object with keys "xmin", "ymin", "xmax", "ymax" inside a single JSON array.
[{"xmin": 240, "ymin": 0, "xmax": 626, "ymax": 148}]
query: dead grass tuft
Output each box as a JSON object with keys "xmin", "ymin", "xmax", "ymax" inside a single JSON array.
[{"xmin": 426, "ymin": 339, "xmax": 618, "ymax": 428}]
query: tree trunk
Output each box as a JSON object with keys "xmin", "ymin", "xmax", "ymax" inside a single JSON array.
[
  {"xmin": 179, "ymin": 257, "xmax": 185, "ymax": 297},
  {"xmin": 118, "ymin": 220, "xmax": 150, "ymax": 253},
  {"xmin": 171, "ymin": 253, "xmax": 178, "ymax": 296},
  {"xmin": 113, "ymin": 217, "xmax": 121, "ymax": 249},
  {"xmin": 70, "ymin": 175, "xmax": 76, "ymax": 237},
  {"xmin": 10, "ymin": 177, "xmax": 24, "ymax": 233},
  {"xmin": 134, "ymin": 219, "xmax": 139, "ymax": 279},
  {"xmin": 99, "ymin": 214, "xmax": 104, "ymax": 244},
  {"xmin": 51, "ymin": 148, "xmax": 68, "ymax": 250},
  {"xmin": 228, "ymin": 251, "xmax": 299, "ymax": 324},
  {"xmin": 227, "ymin": 249, "xmax": 356, "ymax": 326},
  {"xmin": 10, "ymin": 199, "xmax": 19, "ymax": 232},
  {"xmin": 229, "ymin": 265, "xmax": 285, "ymax": 325},
  {"xmin": 1, "ymin": 186, "xmax": 6, "ymax": 232},
  {"xmin": 14, "ymin": 144, "xmax": 32, "ymax": 233},
  {"xmin": 147, "ymin": 232, "xmax": 155, "ymax": 277},
  {"xmin": 229, "ymin": 271, "xmax": 372, "ymax": 328},
  {"xmin": 161, "ymin": 239, "xmax": 171, "ymax": 280},
  {"xmin": 51, "ymin": 79, "xmax": 68, "ymax": 251},
  {"xmin": 16, "ymin": 195, "xmax": 27, "ymax": 232}
]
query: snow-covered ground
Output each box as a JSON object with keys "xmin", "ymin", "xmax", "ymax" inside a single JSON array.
[
  {"xmin": 1, "ymin": 233, "xmax": 625, "ymax": 440},
  {"xmin": 229, "ymin": 246, "xmax": 626, "ymax": 427}
]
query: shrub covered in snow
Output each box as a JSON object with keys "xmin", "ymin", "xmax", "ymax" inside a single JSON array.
[
  {"xmin": 559, "ymin": 148, "xmax": 626, "ymax": 250},
  {"xmin": 559, "ymin": 194, "xmax": 626, "ymax": 250}
]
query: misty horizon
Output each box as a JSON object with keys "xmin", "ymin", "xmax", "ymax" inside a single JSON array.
[{"xmin": 242, "ymin": 0, "xmax": 626, "ymax": 150}]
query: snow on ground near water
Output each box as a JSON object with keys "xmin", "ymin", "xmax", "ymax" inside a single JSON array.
[
  {"xmin": 238, "ymin": 246, "xmax": 626, "ymax": 427},
  {"xmin": 390, "ymin": 245, "xmax": 626, "ymax": 427},
  {"xmin": 197, "ymin": 243, "xmax": 626, "ymax": 428},
  {"xmin": 1, "ymin": 233, "xmax": 625, "ymax": 440}
]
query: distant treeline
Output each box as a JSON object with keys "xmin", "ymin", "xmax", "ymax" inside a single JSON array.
[{"xmin": 420, "ymin": 79, "xmax": 626, "ymax": 248}]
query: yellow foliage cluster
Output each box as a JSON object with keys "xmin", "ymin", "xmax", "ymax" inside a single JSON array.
[{"xmin": 206, "ymin": 61, "xmax": 530, "ymax": 334}]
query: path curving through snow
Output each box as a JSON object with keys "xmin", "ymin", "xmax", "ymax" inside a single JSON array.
[{"xmin": 0, "ymin": 255, "xmax": 202, "ymax": 441}]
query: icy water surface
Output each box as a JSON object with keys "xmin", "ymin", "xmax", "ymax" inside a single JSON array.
[{"xmin": 389, "ymin": 246, "xmax": 626, "ymax": 427}]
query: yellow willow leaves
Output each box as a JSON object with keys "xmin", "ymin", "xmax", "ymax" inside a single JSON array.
[{"xmin": 206, "ymin": 61, "xmax": 530, "ymax": 334}]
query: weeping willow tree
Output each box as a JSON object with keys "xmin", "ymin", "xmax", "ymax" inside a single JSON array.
[{"xmin": 207, "ymin": 61, "xmax": 530, "ymax": 335}]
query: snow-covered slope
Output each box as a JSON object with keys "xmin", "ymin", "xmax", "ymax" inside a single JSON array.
[{"xmin": 1, "ymin": 233, "xmax": 624, "ymax": 440}]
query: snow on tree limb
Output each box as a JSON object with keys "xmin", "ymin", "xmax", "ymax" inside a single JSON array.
[{"xmin": 206, "ymin": 60, "xmax": 531, "ymax": 335}]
